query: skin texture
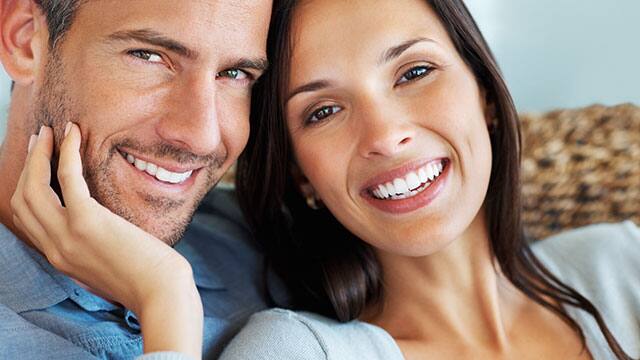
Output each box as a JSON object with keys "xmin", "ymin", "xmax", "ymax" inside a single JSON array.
[
  {"xmin": 0, "ymin": 0, "xmax": 272, "ymax": 245},
  {"xmin": 287, "ymin": 0, "xmax": 590, "ymax": 358}
]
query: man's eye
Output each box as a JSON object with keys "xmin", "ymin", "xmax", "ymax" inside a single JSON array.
[
  {"xmin": 128, "ymin": 50, "xmax": 163, "ymax": 63},
  {"xmin": 306, "ymin": 105, "xmax": 342, "ymax": 124},
  {"xmin": 217, "ymin": 69, "xmax": 250, "ymax": 80},
  {"xmin": 396, "ymin": 65, "xmax": 434, "ymax": 85}
]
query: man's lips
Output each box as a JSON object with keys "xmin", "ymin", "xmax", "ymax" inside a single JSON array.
[{"xmin": 117, "ymin": 149, "xmax": 201, "ymax": 185}]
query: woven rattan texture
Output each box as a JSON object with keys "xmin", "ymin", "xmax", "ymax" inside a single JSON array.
[{"xmin": 520, "ymin": 103, "xmax": 640, "ymax": 240}]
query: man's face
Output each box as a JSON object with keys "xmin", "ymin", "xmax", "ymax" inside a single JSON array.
[{"xmin": 33, "ymin": 0, "xmax": 271, "ymax": 244}]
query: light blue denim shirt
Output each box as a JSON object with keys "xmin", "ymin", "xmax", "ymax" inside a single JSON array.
[{"xmin": 0, "ymin": 188, "xmax": 273, "ymax": 360}]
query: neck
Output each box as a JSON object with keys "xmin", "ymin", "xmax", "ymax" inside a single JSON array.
[
  {"xmin": 367, "ymin": 211, "xmax": 529, "ymax": 351},
  {"xmin": 0, "ymin": 87, "xmax": 36, "ymax": 242}
]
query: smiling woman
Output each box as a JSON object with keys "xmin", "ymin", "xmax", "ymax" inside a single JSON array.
[{"xmin": 224, "ymin": 0, "xmax": 639, "ymax": 359}]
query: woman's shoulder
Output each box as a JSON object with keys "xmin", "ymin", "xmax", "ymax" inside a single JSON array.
[
  {"xmin": 220, "ymin": 308, "xmax": 404, "ymax": 360},
  {"xmin": 530, "ymin": 221, "xmax": 640, "ymax": 353},
  {"xmin": 531, "ymin": 221, "xmax": 640, "ymax": 272}
]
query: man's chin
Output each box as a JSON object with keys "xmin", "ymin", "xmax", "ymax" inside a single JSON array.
[{"xmin": 117, "ymin": 202, "xmax": 197, "ymax": 246}]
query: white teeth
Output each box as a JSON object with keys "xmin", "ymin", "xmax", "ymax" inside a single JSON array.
[
  {"xmin": 155, "ymin": 167, "xmax": 172, "ymax": 182},
  {"xmin": 134, "ymin": 158, "xmax": 147, "ymax": 171},
  {"xmin": 418, "ymin": 168, "xmax": 428, "ymax": 183},
  {"xmin": 426, "ymin": 165, "xmax": 435, "ymax": 181},
  {"xmin": 145, "ymin": 163, "xmax": 158, "ymax": 176},
  {"xmin": 406, "ymin": 172, "xmax": 421, "ymax": 190},
  {"xmin": 393, "ymin": 178, "xmax": 409, "ymax": 194},
  {"xmin": 378, "ymin": 184, "xmax": 389, "ymax": 198},
  {"xmin": 370, "ymin": 160, "xmax": 447, "ymax": 200},
  {"xmin": 431, "ymin": 163, "xmax": 440, "ymax": 177},
  {"xmin": 385, "ymin": 182, "xmax": 395, "ymax": 196},
  {"xmin": 121, "ymin": 151, "xmax": 193, "ymax": 184}
]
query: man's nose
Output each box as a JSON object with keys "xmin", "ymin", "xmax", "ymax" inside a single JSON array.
[
  {"xmin": 156, "ymin": 75, "xmax": 222, "ymax": 156},
  {"xmin": 356, "ymin": 98, "xmax": 415, "ymax": 159}
]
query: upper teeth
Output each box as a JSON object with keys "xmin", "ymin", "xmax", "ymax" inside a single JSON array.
[
  {"xmin": 122, "ymin": 152, "xmax": 193, "ymax": 184},
  {"xmin": 371, "ymin": 160, "xmax": 445, "ymax": 200}
]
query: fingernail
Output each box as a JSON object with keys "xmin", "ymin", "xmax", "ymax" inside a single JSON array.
[
  {"xmin": 27, "ymin": 134, "xmax": 37, "ymax": 153},
  {"xmin": 64, "ymin": 122, "xmax": 72, "ymax": 137},
  {"xmin": 38, "ymin": 125, "xmax": 45, "ymax": 138}
]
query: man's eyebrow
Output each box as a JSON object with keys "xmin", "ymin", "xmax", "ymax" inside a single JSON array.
[
  {"xmin": 229, "ymin": 58, "xmax": 270, "ymax": 73},
  {"xmin": 378, "ymin": 37, "xmax": 435, "ymax": 65},
  {"xmin": 106, "ymin": 29, "xmax": 198, "ymax": 59},
  {"xmin": 286, "ymin": 80, "xmax": 333, "ymax": 103}
]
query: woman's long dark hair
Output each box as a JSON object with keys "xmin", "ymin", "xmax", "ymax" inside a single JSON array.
[{"xmin": 238, "ymin": 1, "xmax": 632, "ymax": 358}]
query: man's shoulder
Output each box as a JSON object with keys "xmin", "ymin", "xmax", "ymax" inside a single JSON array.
[{"xmin": 0, "ymin": 303, "xmax": 97, "ymax": 359}]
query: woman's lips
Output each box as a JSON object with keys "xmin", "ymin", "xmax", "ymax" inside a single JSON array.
[{"xmin": 362, "ymin": 159, "xmax": 450, "ymax": 214}]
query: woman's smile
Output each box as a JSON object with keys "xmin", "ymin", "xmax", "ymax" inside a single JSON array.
[{"xmin": 361, "ymin": 158, "xmax": 450, "ymax": 214}]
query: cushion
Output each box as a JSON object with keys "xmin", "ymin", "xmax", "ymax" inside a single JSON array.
[{"xmin": 521, "ymin": 103, "xmax": 640, "ymax": 240}]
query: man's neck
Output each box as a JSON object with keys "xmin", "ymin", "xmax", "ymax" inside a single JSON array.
[{"xmin": 0, "ymin": 87, "xmax": 36, "ymax": 243}]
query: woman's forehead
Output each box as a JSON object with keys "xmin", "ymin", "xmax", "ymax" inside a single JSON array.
[{"xmin": 287, "ymin": 0, "xmax": 456, "ymax": 83}]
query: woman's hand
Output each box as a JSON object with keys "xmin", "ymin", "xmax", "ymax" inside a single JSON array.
[{"xmin": 10, "ymin": 124, "xmax": 203, "ymax": 359}]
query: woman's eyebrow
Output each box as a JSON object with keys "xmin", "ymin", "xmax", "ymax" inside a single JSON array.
[
  {"xmin": 286, "ymin": 79, "xmax": 333, "ymax": 103},
  {"xmin": 378, "ymin": 37, "xmax": 436, "ymax": 65},
  {"xmin": 286, "ymin": 37, "xmax": 436, "ymax": 103}
]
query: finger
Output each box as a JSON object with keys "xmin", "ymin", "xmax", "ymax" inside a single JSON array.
[
  {"xmin": 11, "ymin": 133, "xmax": 49, "ymax": 248},
  {"xmin": 12, "ymin": 212, "xmax": 47, "ymax": 252},
  {"xmin": 57, "ymin": 123, "xmax": 92, "ymax": 213},
  {"xmin": 21, "ymin": 127, "xmax": 65, "ymax": 229}
]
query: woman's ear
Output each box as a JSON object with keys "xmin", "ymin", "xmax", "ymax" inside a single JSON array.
[
  {"xmin": 291, "ymin": 163, "xmax": 322, "ymax": 210},
  {"xmin": 480, "ymin": 87, "xmax": 498, "ymax": 131},
  {"xmin": 0, "ymin": 0, "xmax": 48, "ymax": 86}
]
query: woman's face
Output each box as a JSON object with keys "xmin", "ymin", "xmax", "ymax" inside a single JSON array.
[{"xmin": 286, "ymin": 0, "xmax": 494, "ymax": 256}]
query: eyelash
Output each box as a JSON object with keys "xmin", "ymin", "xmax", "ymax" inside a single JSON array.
[
  {"xmin": 128, "ymin": 49, "xmax": 164, "ymax": 64},
  {"xmin": 303, "ymin": 65, "xmax": 435, "ymax": 126},
  {"xmin": 306, "ymin": 105, "xmax": 343, "ymax": 124},
  {"xmin": 217, "ymin": 69, "xmax": 253, "ymax": 82},
  {"xmin": 395, "ymin": 64, "xmax": 435, "ymax": 85}
]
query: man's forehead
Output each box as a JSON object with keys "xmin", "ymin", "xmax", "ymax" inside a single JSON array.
[{"xmin": 73, "ymin": 0, "xmax": 271, "ymax": 51}]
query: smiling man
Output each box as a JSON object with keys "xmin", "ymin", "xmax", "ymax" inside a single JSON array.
[{"xmin": 0, "ymin": 0, "xmax": 272, "ymax": 359}]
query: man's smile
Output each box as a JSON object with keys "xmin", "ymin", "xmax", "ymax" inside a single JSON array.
[{"xmin": 117, "ymin": 149, "xmax": 202, "ymax": 188}]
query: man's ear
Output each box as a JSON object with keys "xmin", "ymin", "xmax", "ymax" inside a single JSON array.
[{"xmin": 0, "ymin": 0, "xmax": 48, "ymax": 86}]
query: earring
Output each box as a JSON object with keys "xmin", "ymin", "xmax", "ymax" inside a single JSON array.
[
  {"xmin": 305, "ymin": 193, "xmax": 321, "ymax": 210},
  {"xmin": 488, "ymin": 118, "xmax": 498, "ymax": 133}
]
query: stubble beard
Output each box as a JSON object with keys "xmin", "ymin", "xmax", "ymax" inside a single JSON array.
[{"xmin": 33, "ymin": 49, "xmax": 222, "ymax": 246}]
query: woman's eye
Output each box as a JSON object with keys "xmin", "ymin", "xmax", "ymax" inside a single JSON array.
[
  {"xmin": 396, "ymin": 65, "xmax": 433, "ymax": 85},
  {"xmin": 307, "ymin": 105, "xmax": 342, "ymax": 124},
  {"xmin": 217, "ymin": 69, "xmax": 250, "ymax": 80},
  {"xmin": 128, "ymin": 50, "xmax": 163, "ymax": 63}
]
